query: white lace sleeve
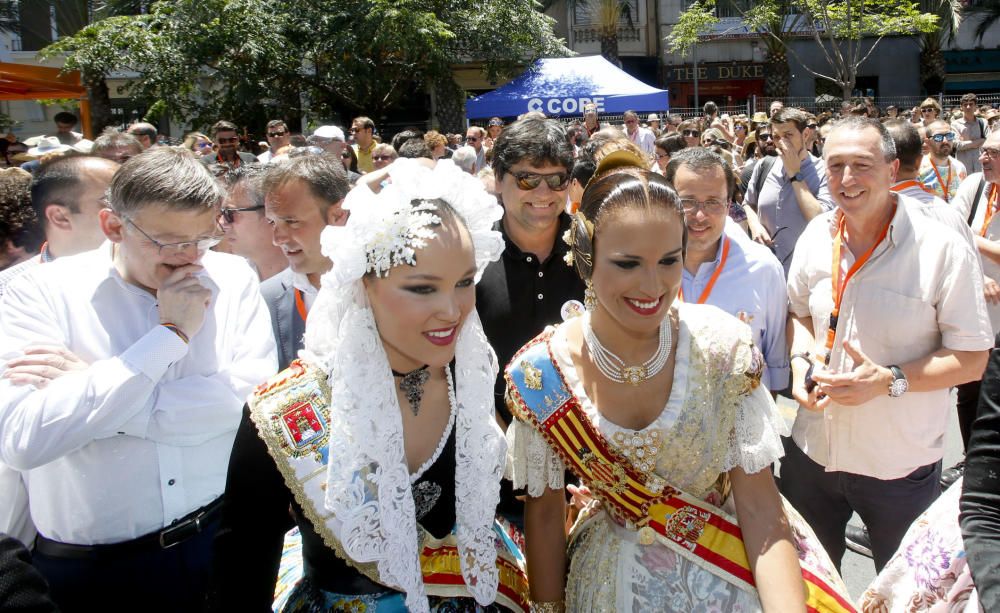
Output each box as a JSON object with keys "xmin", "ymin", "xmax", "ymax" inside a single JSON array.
[
  {"xmin": 722, "ymin": 384, "xmax": 790, "ymax": 476},
  {"xmin": 505, "ymin": 419, "xmax": 565, "ymax": 497}
]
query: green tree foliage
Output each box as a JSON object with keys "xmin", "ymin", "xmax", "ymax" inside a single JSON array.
[
  {"xmin": 41, "ymin": 0, "xmax": 568, "ymax": 132},
  {"xmin": 669, "ymin": 0, "xmax": 939, "ymax": 99}
]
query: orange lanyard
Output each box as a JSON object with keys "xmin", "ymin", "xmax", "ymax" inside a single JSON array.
[
  {"xmin": 931, "ymin": 161, "xmax": 952, "ymax": 200},
  {"xmin": 823, "ymin": 207, "xmax": 895, "ymax": 364},
  {"xmin": 679, "ymin": 237, "xmax": 730, "ymax": 304},
  {"xmin": 890, "ymin": 180, "xmax": 933, "ymax": 195},
  {"xmin": 294, "ymin": 288, "xmax": 308, "ymax": 322},
  {"xmin": 981, "ymin": 184, "xmax": 999, "ymax": 237}
]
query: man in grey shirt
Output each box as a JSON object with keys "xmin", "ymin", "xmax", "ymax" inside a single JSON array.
[{"xmin": 744, "ymin": 107, "xmax": 835, "ymax": 274}]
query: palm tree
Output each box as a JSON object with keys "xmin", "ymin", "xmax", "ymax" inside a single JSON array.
[
  {"xmin": 919, "ymin": 0, "xmax": 962, "ymax": 94},
  {"xmin": 540, "ymin": 0, "xmax": 631, "ymax": 67},
  {"xmin": 963, "ymin": 0, "xmax": 1000, "ymax": 42}
]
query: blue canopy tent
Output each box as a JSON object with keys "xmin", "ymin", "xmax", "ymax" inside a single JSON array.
[{"xmin": 465, "ymin": 55, "xmax": 669, "ymax": 119}]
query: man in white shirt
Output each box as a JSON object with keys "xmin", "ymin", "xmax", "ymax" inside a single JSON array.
[
  {"xmin": 663, "ymin": 147, "xmax": 789, "ymax": 392},
  {"xmin": 260, "ymin": 155, "xmax": 350, "ymax": 370},
  {"xmin": 948, "ymin": 131, "xmax": 1000, "ymax": 466},
  {"xmin": 781, "ymin": 116, "xmax": 992, "ymax": 572},
  {"xmin": 919, "ymin": 120, "xmax": 967, "ymax": 202},
  {"xmin": 622, "ymin": 109, "xmax": 655, "ymax": 155},
  {"xmin": 257, "ymin": 119, "xmax": 290, "ymax": 164},
  {"xmin": 0, "ymin": 155, "xmax": 119, "ymax": 549},
  {"xmin": 0, "ymin": 147, "xmax": 277, "ymax": 611}
]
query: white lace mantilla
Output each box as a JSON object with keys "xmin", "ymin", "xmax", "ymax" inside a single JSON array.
[
  {"xmin": 300, "ymin": 158, "xmax": 507, "ymax": 612},
  {"xmin": 506, "ymin": 303, "xmax": 788, "ymax": 500}
]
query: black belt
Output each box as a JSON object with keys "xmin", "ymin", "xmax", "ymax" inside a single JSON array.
[{"xmin": 35, "ymin": 496, "xmax": 224, "ymax": 559}]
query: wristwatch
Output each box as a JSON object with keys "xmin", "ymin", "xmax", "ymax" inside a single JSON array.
[
  {"xmin": 791, "ymin": 172, "xmax": 805, "ymax": 182},
  {"xmin": 887, "ymin": 365, "xmax": 908, "ymax": 397}
]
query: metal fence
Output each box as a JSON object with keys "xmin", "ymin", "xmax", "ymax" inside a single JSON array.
[{"xmin": 469, "ymin": 93, "xmax": 1000, "ymax": 127}]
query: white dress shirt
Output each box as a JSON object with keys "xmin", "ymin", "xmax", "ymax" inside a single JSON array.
[
  {"xmin": 291, "ymin": 270, "xmax": 319, "ymax": 311},
  {"xmin": 787, "ymin": 194, "xmax": 992, "ymax": 479},
  {"xmin": 953, "ymin": 172, "xmax": 1000, "ymax": 332},
  {"xmin": 0, "ymin": 244, "xmax": 277, "ymax": 545},
  {"xmin": 627, "ymin": 126, "xmax": 656, "ymax": 155},
  {"xmin": 681, "ymin": 223, "xmax": 789, "ymax": 391}
]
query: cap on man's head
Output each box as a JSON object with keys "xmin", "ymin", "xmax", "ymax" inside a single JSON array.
[{"xmin": 312, "ymin": 125, "xmax": 345, "ymax": 141}]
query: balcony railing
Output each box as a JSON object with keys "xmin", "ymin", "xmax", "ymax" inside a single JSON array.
[{"xmin": 573, "ymin": 25, "xmax": 642, "ymax": 43}]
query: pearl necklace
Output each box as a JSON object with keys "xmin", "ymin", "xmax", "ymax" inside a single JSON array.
[{"xmin": 583, "ymin": 312, "xmax": 672, "ymax": 386}]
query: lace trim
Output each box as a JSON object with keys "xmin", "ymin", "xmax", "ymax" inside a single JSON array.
[
  {"xmin": 316, "ymin": 295, "xmax": 502, "ymax": 612},
  {"xmin": 720, "ymin": 383, "xmax": 788, "ymax": 476},
  {"xmin": 409, "ymin": 369, "xmax": 457, "ymax": 484},
  {"xmin": 505, "ymin": 418, "xmax": 567, "ymax": 496}
]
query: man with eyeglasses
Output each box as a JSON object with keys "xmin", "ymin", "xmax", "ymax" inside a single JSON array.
[
  {"xmin": 744, "ymin": 107, "xmax": 833, "ymax": 275},
  {"xmin": 953, "ymin": 93, "xmax": 989, "ymax": 174},
  {"xmin": 477, "ymin": 117, "xmax": 584, "ymax": 527},
  {"xmin": 257, "ymin": 120, "xmax": 290, "ymax": 164},
  {"xmin": 919, "ymin": 120, "xmax": 967, "ymax": 203},
  {"xmin": 0, "ymin": 147, "xmax": 277, "ymax": 611},
  {"xmin": 465, "ymin": 126, "xmax": 487, "ymax": 173},
  {"xmin": 202, "ymin": 120, "xmax": 256, "ymax": 174},
  {"xmin": 947, "ymin": 131, "xmax": 1000, "ymax": 485},
  {"xmin": 622, "ymin": 110, "xmax": 655, "ymax": 155},
  {"xmin": 219, "ymin": 165, "xmax": 286, "ymax": 281},
  {"xmin": 664, "ymin": 148, "xmax": 789, "ymax": 392}
]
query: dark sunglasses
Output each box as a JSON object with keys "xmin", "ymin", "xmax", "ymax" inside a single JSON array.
[
  {"xmin": 466, "ymin": 136, "xmax": 480, "ymax": 142},
  {"xmin": 219, "ymin": 205, "xmax": 265, "ymax": 223},
  {"xmin": 373, "ymin": 155, "xmax": 395, "ymax": 162},
  {"xmin": 682, "ymin": 129, "xmax": 701, "ymax": 137},
  {"xmin": 930, "ymin": 132, "xmax": 956, "ymax": 142},
  {"xmin": 267, "ymin": 130, "xmax": 287, "ymax": 138},
  {"xmin": 921, "ymin": 108, "xmax": 936, "ymax": 113},
  {"xmin": 512, "ymin": 171, "xmax": 569, "ymax": 191},
  {"xmin": 757, "ymin": 133, "xmax": 773, "ymax": 141}
]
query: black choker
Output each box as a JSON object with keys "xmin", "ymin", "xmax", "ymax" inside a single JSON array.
[{"xmin": 391, "ymin": 365, "xmax": 430, "ymax": 416}]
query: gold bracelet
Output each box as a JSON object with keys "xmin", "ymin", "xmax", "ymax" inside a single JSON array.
[{"xmin": 530, "ymin": 602, "xmax": 565, "ymax": 613}]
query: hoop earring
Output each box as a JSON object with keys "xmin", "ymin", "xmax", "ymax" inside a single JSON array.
[{"xmin": 584, "ymin": 279, "xmax": 597, "ymax": 312}]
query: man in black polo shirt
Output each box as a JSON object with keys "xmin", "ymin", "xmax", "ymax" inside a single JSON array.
[
  {"xmin": 478, "ymin": 117, "xmax": 582, "ymax": 422},
  {"xmin": 478, "ymin": 117, "xmax": 583, "ymax": 527}
]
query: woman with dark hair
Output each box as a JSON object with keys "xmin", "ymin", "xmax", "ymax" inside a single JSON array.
[
  {"xmin": 341, "ymin": 143, "xmax": 359, "ymax": 174},
  {"xmin": 504, "ymin": 153, "xmax": 850, "ymax": 612}
]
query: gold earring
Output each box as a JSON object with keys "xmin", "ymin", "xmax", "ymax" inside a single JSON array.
[{"xmin": 584, "ymin": 279, "xmax": 597, "ymax": 311}]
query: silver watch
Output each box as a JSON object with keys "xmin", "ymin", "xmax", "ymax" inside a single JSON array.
[{"xmin": 888, "ymin": 365, "xmax": 908, "ymax": 397}]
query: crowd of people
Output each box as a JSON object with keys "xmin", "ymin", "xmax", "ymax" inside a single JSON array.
[{"xmin": 0, "ymin": 94, "xmax": 999, "ymax": 613}]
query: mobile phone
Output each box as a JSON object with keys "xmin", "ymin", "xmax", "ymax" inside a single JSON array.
[{"xmin": 804, "ymin": 362, "xmax": 817, "ymax": 393}]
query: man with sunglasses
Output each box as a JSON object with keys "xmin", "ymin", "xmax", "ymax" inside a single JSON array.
[
  {"xmin": 477, "ymin": 117, "xmax": 584, "ymax": 526},
  {"xmin": 622, "ymin": 110, "xmax": 655, "ymax": 155},
  {"xmin": 953, "ymin": 93, "xmax": 989, "ymax": 174},
  {"xmin": 202, "ymin": 120, "xmax": 257, "ymax": 174},
  {"xmin": 743, "ymin": 107, "xmax": 833, "ymax": 276},
  {"xmin": 219, "ymin": 165, "xmax": 286, "ymax": 281},
  {"xmin": 257, "ymin": 119, "xmax": 290, "ymax": 164},
  {"xmin": 919, "ymin": 120, "xmax": 967, "ymax": 203},
  {"xmin": 465, "ymin": 126, "xmax": 487, "ymax": 173},
  {"xmin": 0, "ymin": 147, "xmax": 277, "ymax": 611}
]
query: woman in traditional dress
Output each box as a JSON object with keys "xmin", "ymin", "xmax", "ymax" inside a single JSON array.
[
  {"xmin": 504, "ymin": 153, "xmax": 852, "ymax": 612},
  {"xmin": 210, "ymin": 159, "xmax": 528, "ymax": 612}
]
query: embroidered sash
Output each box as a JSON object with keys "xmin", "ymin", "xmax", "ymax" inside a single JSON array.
[
  {"xmin": 249, "ymin": 359, "xmax": 529, "ymax": 612},
  {"xmin": 505, "ymin": 333, "xmax": 856, "ymax": 613}
]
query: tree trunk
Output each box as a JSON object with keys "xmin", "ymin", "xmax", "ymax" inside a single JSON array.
[
  {"xmin": 431, "ymin": 76, "xmax": 465, "ymax": 134},
  {"xmin": 919, "ymin": 45, "xmax": 946, "ymax": 95},
  {"xmin": 84, "ymin": 71, "xmax": 114, "ymax": 134},
  {"xmin": 600, "ymin": 33, "xmax": 621, "ymax": 67}
]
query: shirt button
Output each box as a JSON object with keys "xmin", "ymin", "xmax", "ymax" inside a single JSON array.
[
  {"xmin": 537, "ymin": 293, "xmax": 544, "ymax": 300},
  {"xmin": 168, "ymin": 479, "xmax": 176, "ymax": 486},
  {"xmin": 538, "ymin": 272, "xmax": 544, "ymax": 278},
  {"xmin": 526, "ymin": 256, "xmax": 533, "ymax": 262}
]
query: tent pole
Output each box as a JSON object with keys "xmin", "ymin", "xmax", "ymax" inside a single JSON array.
[{"xmin": 79, "ymin": 97, "xmax": 93, "ymax": 139}]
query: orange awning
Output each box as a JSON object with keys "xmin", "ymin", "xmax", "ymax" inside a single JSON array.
[{"xmin": 0, "ymin": 62, "xmax": 92, "ymax": 138}]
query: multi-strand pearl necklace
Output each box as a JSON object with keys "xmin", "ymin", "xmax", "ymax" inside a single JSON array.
[{"xmin": 583, "ymin": 312, "xmax": 672, "ymax": 386}]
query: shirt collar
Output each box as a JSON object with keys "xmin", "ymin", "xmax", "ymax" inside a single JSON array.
[
  {"xmin": 291, "ymin": 270, "xmax": 319, "ymax": 296},
  {"xmin": 497, "ymin": 212, "xmax": 572, "ymax": 259}
]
